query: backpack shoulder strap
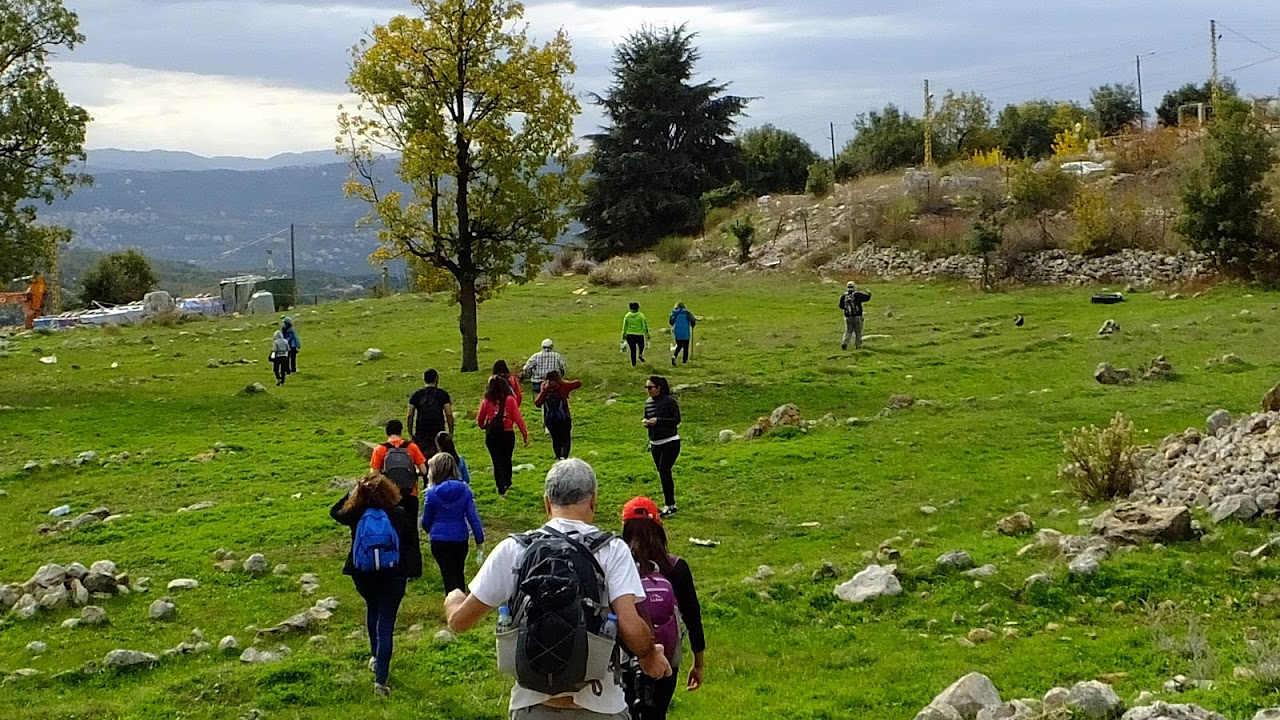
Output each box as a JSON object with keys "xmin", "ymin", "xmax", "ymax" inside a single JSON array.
[
  {"xmin": 541, "ymin": 526, "xmax": 608, "ymax": 578},
  {"xmin": 382, "ymin": 441, "xmax": 395, "ymax": 450}
]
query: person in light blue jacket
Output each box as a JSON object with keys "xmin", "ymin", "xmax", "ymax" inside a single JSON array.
[
  {"xmin": 668, "ymin": 302, "xmax": 697, "ymax": 366},
  {"xmin": 421, "ymin": 454, "xmax": 484, "ymax": 593}
]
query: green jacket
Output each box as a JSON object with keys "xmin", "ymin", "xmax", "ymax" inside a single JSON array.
[{"xmin": 622, "ymin": 311, "xmax": 649, "ymax": 338}]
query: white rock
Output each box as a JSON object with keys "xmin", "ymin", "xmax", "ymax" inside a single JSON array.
[
  {"xmin": 11, "ymin": 594, "xmax": 38, "ymax": 619},
  {"xmin": 962, "ymin": 564, "xmax": 999, "ymax": 579},
  {"xmin": 363, "ymin": 348, "xmax": 384, "ymax": 361},
  {"xmin": 937, "ymin": 551, "xmax": 975, "ymax": 570},
  {"xmin": 916, "ymin": 706, "xmax": 964, "ymax": 720},
  {"xmin": 930, "ymin": 672, "xmax": 1003, "ymax": 720},
  {"xmin": 1067, "ymin": 680, "xmax": 1123, "ymax": 719},
  {"xmin": 433, "ymin": 629, "xmax": 456, "ymax": 644},
  {"xmin": 1043, "ymin": 687, "xmax": 1070, "ymax": 710},
  {"xmin": 219, "ymin": 635, "xmax": 240, "ymax": 651},
  {"xmin": 103, "ymin": 649, "xmax": 158, "ymax": 668},
  {"xmin": 167, "ymin": 579, "xmax": 199, "ymax": 591},
  {"xmin": 26, "ymin": 641, "xmax": 46, "ymax": 654},
  {"xmin": 1207, "ymin": 409, "xmax": 1232, "ymax": 436},
  {"xmin": 240, "ymin": 646, "xmax": 290, "ymax": 664},
  {"xmin": 243, "ymin": 553, "xmax": 269, "ymax": 574},
  {"xmin": 1122, "ymin": 702, "xmax": 1226, "ymax": 720},
  {"xmin": 1253, "ymin": 710, "xmax": 1280, "ymax": 720},
  {"xmin": 61, "ymin": 618, "xmax": 81, "ymax": 629},
  {"xmin": 718, "ymin": 429, "xmax": 738, "ymax": 443},
  {"xmin": 81, "ymin": 605, "xmax": 107, "ymax": 625},
  {"xmin": 149, "ymin": 598, "xmax": 176, "ymax": 620},
  {"xmin": 834, "ymin": 565, "xmax": 902, "ymax": 604},
  {"xmin": 89, "ymin": 560, "xmax": 118, "ymax": 576}
]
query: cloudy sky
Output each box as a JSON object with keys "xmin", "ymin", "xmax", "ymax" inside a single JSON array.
[{"xmin": 50, "ymin": 0, "xmax": 1280, "ymax": 158}]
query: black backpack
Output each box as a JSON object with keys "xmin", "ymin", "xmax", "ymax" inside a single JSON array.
[
  {"xmin": 485, "ymin": 395, "xmax": 507, "ymax": 442},
  {"xmin": 415, "ymin": 389, "xmax": 444, "ymax": 436},
  {"xmin": 381, "ymin": 442, "xmax": 418, "ymax": 493},
  {"xmin": 509, "ymin": 526, "xmax": 616, "ymax": 696},
  {"xmin": 542, "ymin": 390, "xmax": 568, "ymax": 426}
]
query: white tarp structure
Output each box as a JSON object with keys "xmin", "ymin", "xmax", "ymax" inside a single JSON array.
[{"xmin": 246, "ymin": 291, "xmax": 275, "ymax": 315}]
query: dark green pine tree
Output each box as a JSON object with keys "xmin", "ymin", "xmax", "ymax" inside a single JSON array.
[{"xmin": 579, "ymin": 25, "xmax": 748, "ymax": 260}]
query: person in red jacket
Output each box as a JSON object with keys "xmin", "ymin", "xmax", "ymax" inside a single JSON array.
[
  {"xmin": 476, "ymin": 375, "xmax": 529, "ymax": 497},
  {"xmin": 534, "ymin": 370, "xmax": 582, "ymax": 460}
]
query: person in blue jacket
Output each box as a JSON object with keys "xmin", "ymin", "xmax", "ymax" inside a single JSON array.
[
  {"xmin": 668, "ymin": 302, "xmax": 697, "ymax": 367},
  {"xmin": 421, "ymin": 453, "xmax": 484, "ymax": 593},
  {"xmin": 282, "ymin": 316, "xmax": 301, "ymax": 374}
]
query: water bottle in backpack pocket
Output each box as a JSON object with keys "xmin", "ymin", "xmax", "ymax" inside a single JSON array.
[{"xmin": 352, "ymin": 508, "xmax": 401, "ymax": 572}]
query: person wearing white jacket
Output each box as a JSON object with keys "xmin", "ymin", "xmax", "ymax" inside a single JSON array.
[{"xmin": 270, "ymin": 330, "xmax": 291, "ymax": 385}]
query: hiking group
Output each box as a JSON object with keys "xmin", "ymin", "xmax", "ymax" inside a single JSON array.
[
  {"xmin": 323, "ymin": 282, "xmax": 871, "ymax": 716},
  {"xmin": 269, "ymin": 316, "xmax": 301, "ymax": 385}
]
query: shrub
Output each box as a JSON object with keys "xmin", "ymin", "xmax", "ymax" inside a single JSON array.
[
  {"xmin": 410, "ymin": 260, "xmax": 457, "ymax": 293},
  {"xmin": 1009, "ymin": 163, "xmax": 1078, "ymax": 218},
  {"xmin": 800, "ymin": 247, "xmax": 837, "ymax": 269},
  {"xmin": 80, "ymin": 249, "xmax": 157, "ymax": 306},
  {"xmin": 1059, "ymin": 412, "xmax": 1140, "ymax": 501},
  {"xmin": 550, "ymin": 248, "xmax": 584, "ymax": 275},
  {"xmin": 653, "ymin": 236, "xmax": 692, "ymax": 263},
  {"xmin": 727, "ymin": 216, "xmax": 756, "ymax": 263},
  {"xmin": 805, "ymin": 161, "xmax": 833, "ymax": 197},
  {"xmin": 702, "ymin": 182, "xmax": 750, "ymax": 210},
  {"xmin": 970, "ymin": 148, "xmax": 1006, "ymax": 168},
  {"xmin": 1113, "ymin": 129, "xmax": 1178, "ymax": 173},
  {"xmin": 967, "ymin": 198, "xmax": 1005, "ymax": 290},
  {"xmin": 587, "ymin": 256, "xmax": 658, "ymax": 287},
  {"xmin": 703, "ymin": 206, "xmax": 736, "ymax": 233},
  {"xmin": 865, "ymin": 197, "xmax": 918, "ymax": 246}
]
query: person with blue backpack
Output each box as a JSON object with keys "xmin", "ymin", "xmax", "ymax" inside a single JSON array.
[
  {"xmin": 620, "ymin": 497, "xmax": 705, "ymax": 720},
  {"xmin": 330, "ymin": 471, "xmax": 421, "ymax": 697},
  {"xmin": 667, "ymin": 303, "xmax": 696, "ymax": 367},
  {"xmin": 281, "ymin": 316, "xmax": 300, "ymax": 374},
  {"xmin": 421, "ymin": 453, "xmax": 484, "ymax": 593},
  {"xmin": 534, "ymin": 370, "xmax": 582, "ymax": 460}
]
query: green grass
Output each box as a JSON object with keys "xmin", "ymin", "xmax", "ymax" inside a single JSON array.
[{"xmin": 3, "ymin": 271, "xmax": 1280, "ymax": 719}]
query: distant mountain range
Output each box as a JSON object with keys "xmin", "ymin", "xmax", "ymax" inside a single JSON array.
[
  {"xmin": 46, "ymin": 149, "xmax": 408, "ymax": 279},
  {"xmin": 81, "ymin": 148, "xmax": 347, "ymax": 173}
]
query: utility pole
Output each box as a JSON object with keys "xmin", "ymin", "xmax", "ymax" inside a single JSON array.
[
  {"xmin": 829, "ymin": 121, "xmax": 838, "ymax": 178},
  {"xmin": 923, "ymin": 79, "xmax": 934, "ymax": 169},
  {"xmin": 1136, "ymin": 55, "xmax": 1145, "ymax": 131},
  {"xmin": 1210, "ymin": 19, "xmax": 1221, "ymax": 104},
  {"xmin": 289, "ymin": 223, "xmax": 297, "ymax": 305}
]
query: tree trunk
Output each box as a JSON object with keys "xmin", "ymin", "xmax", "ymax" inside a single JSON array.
[{"xmin": 458, "ymin": 275, "xmax": 479, "ymax": 372}]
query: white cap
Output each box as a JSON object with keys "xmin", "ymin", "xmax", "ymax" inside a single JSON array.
[
  {"xmin": 541, "ymin": 338, "xmax": 554, "ymax": 348},
  {"xmin": 846, "ymin": 281, "xmax": 856, "ymax": 289}
]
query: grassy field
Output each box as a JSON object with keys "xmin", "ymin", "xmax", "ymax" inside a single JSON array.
[{"xmin": 2, "ymin": 268, "xmax": 1280, "ymax": 719}]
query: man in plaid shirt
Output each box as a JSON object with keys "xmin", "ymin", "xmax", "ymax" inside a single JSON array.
[{"xmin": 521, "ymin": 338, "xmax": 566, "ymax": 397}]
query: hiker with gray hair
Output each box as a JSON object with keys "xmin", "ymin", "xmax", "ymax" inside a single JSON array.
[
  {"xmin": 444, "ymin": 458, "xmax": 672, "ymax": 719},
  {"xmin": 522, "ymin": 338, "xmax": 567, "ymax": 397},
  {"xmin": 838, "ymin": 281, "xmax": 872, "ymax": 350}
]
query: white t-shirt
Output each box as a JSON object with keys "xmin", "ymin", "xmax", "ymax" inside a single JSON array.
[{"xmin": 469, "ymin": 517, "xmax": 645, "ymax": 714}]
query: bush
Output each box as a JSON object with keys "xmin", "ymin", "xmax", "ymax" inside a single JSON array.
[
  {"xmin": 805, "ymin": 161, "xmax": 833, "ymax": 197},
  {"xmin": 653, "ymin": 236, "xmax": 692, "ymax": 263},
  {"xmin": 727, "ymin": 216, "xmax": 756, "ymax": 263},
  {"xmin": 550, "ymin": 248, "xmax": 583, "ymax": 275},
  {"xmin": 587, "ymin": 256, "xmax": 658, "ymax": 287},
  {"xmin": 80, "ymin": 249, "xmax": 157, "ymax": 306},
  {"xmin": 1069, "ymin": 190, "xmax": 1155, "ymax": 257},
  {"xmin": 1009, "ymin": 164, "xmax": 1078, "ymax": 218},
  {"xmin": 1112, "ymin": 129, "xmax": 1178, "ymax": 173},
  {"xmin": 1059, "ymin": 412, "xmax": 1140, "ymax": 501},
  {"xmin": 702, "ymin": 182, "xmax": 750, "ymax": 210}
]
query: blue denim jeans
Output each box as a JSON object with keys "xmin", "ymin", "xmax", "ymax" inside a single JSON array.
[{"xmin": 352, "ymin": 573, "xmax": 407, "ymax": 684}]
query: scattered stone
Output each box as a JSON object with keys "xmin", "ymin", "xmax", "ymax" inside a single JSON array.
[
  {"xmin": 11, "ymin": 594, "xmax": 38, "ymax": 618},
  {"xmin": 48, "ymin": 505, "xmax": 71, "ymax": 517},
  {"xmin": 930, "ymin": 672, "xmax": 1003, "ymax": 720},
  {"xmin": 1067, "ymin": 680, "xmax": 1123, "ymax": 719},
  {"xmin": 996, "ymin": 512, "xmax": 1034, "ymax": 536},
  {"xmin": 1263, "ymin": 384, "xmax": 1280, "ymax": 413},
  {"xmin": 1098, "ymin": 319, "xmax": 1120, "ymax": 335},
  {"xmin": 717, "ymin": 429, "xmax": 738, "ymax": 443},
  {"xmin": 219, "ymin": 636, "xmax": 240, "ymax": 651},
  {"xmin": 1092, "ymin": 503, "xmax": 1195, "ymax": 545},
  {"xmin": 244, "ymin": 382, "xmax": 267, "ymax": 394},
  {"xmin": 177, "ymin": 501, "xmax": 215, "ymax": 513},
  {"xmin": 962, "ymin": 565, "xmax": 999, "ymax": 579},
  {"xmin": 1023, "ymin": 573, "xmax": 1051, "ymax": 588},
  {"xmin": 433, "ymin": 629, "xmax": 456, "ymax": 644},
  {"xmin": 61, "ymin": 618, "xmax": 81, "ymax": 629},
  {"xmin": 916, "ymin": 705, "xmax": 964, "ymax": 720},
  {"xmin": 363, "ymin": 348, "xmax": 384, "ymax": 361},
  {"xmin": 936, "ymin": 551, "xmax": 975, "ymax": 571},
  {"xmin": 26, "ymin": 641, "xmax": 46, "ymax": 654},
  {"xmin": 167, "ymin": 579, "xmax": 199, "ymax": 591},
  {"xmin": 1123, "ymin": 703, "xmax": 1226, "ymax": 720},
  {"xmin": 1095, "ymin": 362, "xmax": 1133, "ymax": 385},
  {"xmin": 243, "ymin": 553, "xmax": 269, "ymax": 575},
  {"xmin": 1210, "ymin": 494, "xmax": 1259, "ymax": 523},
  {"xmin": 769, "ymin": 404, "xmax": 802, "ymax": 428},
  {"xmin": 240, "ymin": 646, "xmax": 291, "ymax": 664},
  {"xmin": 103, "ymin": 649, "xmax": 158, "ymax": 669},
  {"xmin": 811, "ymin": 561, "xmax": 839, "ymax": 582},
  {"xmin": 81, "ymin": 605, "xmax": 107, "ymax": 626},
  {"xmin": 1206, "ymin": 409, "xmax": 1231, "ymax": 436},
  {"xmin": 273, "ymin": 564, "xmax": 290, "ymax": 576},
  {"xmin": 833, "ymin": 565, "xmax": 902, "ymax": 603},
  {"xmin": 967, "ymin": 628, "xmax": 996, "ymax": 644},
  {"xmin": 299, "ymin": 573, "xmax": 320, "ymax": 594},
  {"xmin": 885, "ymin": 394, "xmax": 917, "ymax": 411},
  {"xmin": 149, "ymin": 598, "xmax": 176, "ymax": 620},
  {"xmin": 1140, "ymin": 355, "xmax": 1174, "ymax": 381},
  {"xmin": 1043, "ymin": 687, "xmax": 1070, "ymax": 710},
  {"xmin": 921, "ymin": 506, "xmax": 938, "ymax": 515},
  {"xmin": 30, "ymin": 563, "xmax": 68, "ymax": 588},
  {"xmin": 308, "ymin": 634, "xmax": 328, "ymax": 646},
  {"xmin": 214, "ymin": 559, "xmax": 236, "ymax": 573},
  {"xmin": 1069, "ymin": 549, "xmax": 1105, "ymax": 576}
]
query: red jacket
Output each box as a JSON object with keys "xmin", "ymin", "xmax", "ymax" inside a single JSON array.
[
  {"xmin": 476, "ymin": 395, "xmax": 528, "ymax": 442},
  {"xmin": 535, "ymin": 380, "xmax": 582, "ymax": 420}
]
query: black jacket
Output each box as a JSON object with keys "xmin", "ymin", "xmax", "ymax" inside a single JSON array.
[
  {"xmin": 666, "ymin": 557, "xmax": 706, "ymax": 654},
  {"xmin": 330, "ymin": 493, "xmax": 423, "ymax": 579},
  {"xmin": 644, "ymin": 394, "xmax": 681, "ymax": 443},
  {"xmin": 839, "ymin": 289, "xmax": 872, "ymax": 317}
]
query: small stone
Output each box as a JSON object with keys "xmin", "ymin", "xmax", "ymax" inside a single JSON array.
[
  {"xmin": 273, "ymin": 564, "xmax": 290, "ymax": 576},
  {"xmin": 243, "ymin": 554, "xmax": 269, "ymax": 575},
  {"xmin": 219, "ymin": 636, "xmax": 240, "ymax": 651},
  {"xmin": 921, "ymin": 506, "xmax": 938, "ymax": 515},
  {"xmin": 167, "ymin": 579, "xmax": 199, "ymax": 591},
  {"xmin": 363, "ymin": 348, "xmax": 384, "ymax": 361},
  {"xmin": 1042, "ymin": 687, "xmax": 1069, "ymax": 710},
  {"xmin": 1065, "ymin": 680, "xmax": 1122, "ymax": 719},
  {"xmin": 244, "ymin": 382, "xmax": 267, "ymax": 394},
  {"xmin": 214, "ymin": 560, "xmax": 236, "ymax": 572},
  {"xmin": 967, "ymin": 628, "xmax": 996, "ymax": 644},
  {"xmin": 1024, "ymin": 573, "xmax": 1051, "ymax": 588},
  {"xmin": 433, "ymin": 629, "xmax": 456, "ymax": 644},
  {"xmin": 149, "ymin": 598, "xmax": 176, "ymax": 620},
  {"xmin": 61, "ymin": 618, "xmax": 81, "ymax": 629},
  {"xmin": 717, "ymin": 429, "xmax": 737, "ymax": 443},
  {"xmin": 26, "ymin": 641, "xmax": 46, "ymax": 654},
  {"xmin": 833, "ymin": 565, "xmax": 902, "ymax": 603},
  {"xmin": 937, "ymin": 551, "xmax": 975, "ymax": 571},
  {"xmin": 103, "ymin": 649, "xmax": 158, "ymax": 668},
  {"xmin": 81, "ymin": 605, "xmax": 107, "ymax": 625},
  {"xmin": 996, "ymin": 512, "xmax": 1034, "ymax": 536},
  {"xmin": 962, "ymin": 564, "xmax": 999, "ymax": 579}
]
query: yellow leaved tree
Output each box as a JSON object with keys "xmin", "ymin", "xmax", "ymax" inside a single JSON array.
[{"xmin": 338, "ymin": 0, "xmax": 584, "ymax": 372}]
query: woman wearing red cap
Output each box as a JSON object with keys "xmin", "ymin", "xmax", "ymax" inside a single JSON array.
[{"xmin": 620, "ymin": 496, "xmax": 705, "ymax": 720}]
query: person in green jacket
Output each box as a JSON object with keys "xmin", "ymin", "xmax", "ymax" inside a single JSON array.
[{"xmin": 622, "ymin": 302, "xmax": 650, "ymax": 367}]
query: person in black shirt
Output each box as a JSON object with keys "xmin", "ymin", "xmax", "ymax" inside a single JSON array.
[
  {"xmin": 643, "ymin": 376, "xmax": 682, "ymax": 517},
  {"xmin": 620, "ymin": 497, "xmax": 705, "ymax": 720},
  {"xmin": 838, "ymin": 281, "xmax": 872, "ymax": 350},
  {"xmin": 407, "ymin": 368, "xmax": 454, "ymax": 455}
]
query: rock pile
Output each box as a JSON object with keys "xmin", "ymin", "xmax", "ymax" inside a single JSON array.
[
  {"xmin": 1134, "ymin": 409, "xmax": 1280, "ymax": 523},
  {"xmin": 913, "ymin": 672, "xmax": 1261, "ymax": 720},
  {"xmin": 36, "ymin": 506, "xmax": 115, "ymax": 536},
  {"xmin": 3, "ymin": 561, "xmax": 145, "ymax": 619}
]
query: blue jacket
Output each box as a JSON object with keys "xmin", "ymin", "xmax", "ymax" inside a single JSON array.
[
  {"xmin": 669, "ymin": 307, "xmax": 696, "ymax": 341},
  {"xmin": 283, "ymin": 325, "xmax": 301, "ymax": 349},
  {"xmin": 421, "ymin": 479, "xmax": 484, "ymax": 544}
]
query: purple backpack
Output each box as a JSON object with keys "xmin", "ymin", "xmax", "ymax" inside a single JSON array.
[{"xmin": 639, "ymin": 557, "xmax": 680, "ymax": 663}]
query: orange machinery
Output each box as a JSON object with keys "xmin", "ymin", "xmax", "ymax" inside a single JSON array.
[{"xmin": 0, "ymin": 273, "xmax": 47, "ymax": 329}]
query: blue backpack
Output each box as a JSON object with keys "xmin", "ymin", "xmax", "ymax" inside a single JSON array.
[
  {"xmin": 542, "ymin": 390, "xmax": 569, "ymax": 426},
  {"xmin": 353, "ymin": 508, "xmax": 401, "ymax": 572}
]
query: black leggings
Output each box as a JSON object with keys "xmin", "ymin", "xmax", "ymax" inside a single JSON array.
[
  {"xmin": 625, "ymin": 664, "xmax": 680, "ymax": 720},
  {"xmin": 548, "ymin": 420, "xmax": 573, "ymax": 460},
  {"xmin": 272, "ymin": 357, "xmax": 289, "ymax": 383},
  {"xmin": 486, "ymin": 430, "xmax": 516, "ymax": 495},
  {"xmin": 673, "ymin": 339, "xmax": 690, "ymax": 364},
  {"xmin": 626, "ymin": 334, "xmax": 646, "ymax": 366},
  {"xmin": 650, "ymin": 439, "xmax": 680, "ymax": 507},
  {"xmin": 288, "ymin": 349, "xmax": 298, "ymax": 373},
  {"xmin": 430, "ymin": 540, "xmax": 469, "ymax": 594}
]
